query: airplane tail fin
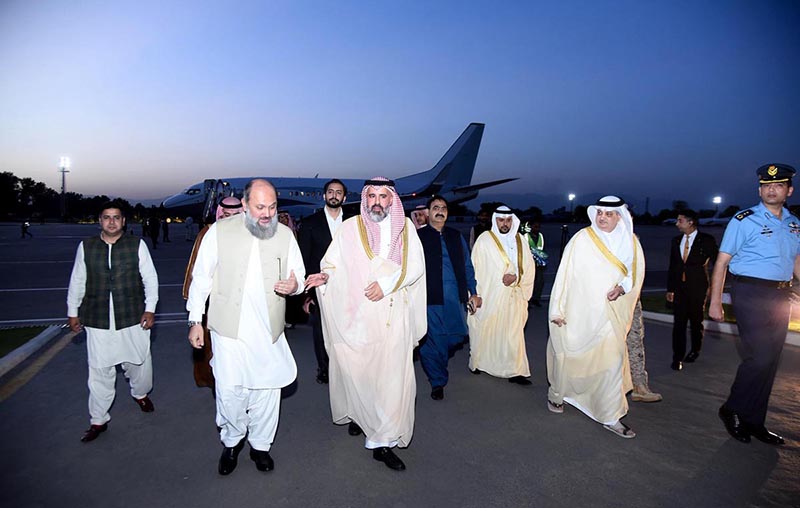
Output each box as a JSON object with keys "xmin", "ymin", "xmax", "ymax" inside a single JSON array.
[{"xmin": 397, "ymin": 123, "xmax": 485, "ymax": 196}]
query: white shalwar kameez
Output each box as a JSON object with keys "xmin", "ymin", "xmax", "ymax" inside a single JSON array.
[
  {"xmin": 187, "ymin": 225, "xmax": 304, "ymax": 450},
  {"xmin": 67, "ymin": 240, "xmax": 159, "ymax": 426}
]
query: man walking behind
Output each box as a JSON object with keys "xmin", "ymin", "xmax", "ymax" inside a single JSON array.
[
  {"xmin": 418, "ymin": 195, "xmax": 481, "ymax": 400},
  {"xmin": 666, "ymin": 209, "xmax": 718, "ymax": 371}
]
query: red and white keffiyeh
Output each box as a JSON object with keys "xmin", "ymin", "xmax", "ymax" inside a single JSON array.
[{"xmin": 360, "ymin": 177, "xmax": 406, "ymax": 265}]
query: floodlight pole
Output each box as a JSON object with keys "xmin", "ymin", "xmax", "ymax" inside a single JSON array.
[{"xmin": 59, "ymin": 156, "xmax": 71, "ymax": 220}]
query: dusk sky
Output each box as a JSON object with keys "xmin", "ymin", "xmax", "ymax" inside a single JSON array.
[{"xmin": 1, "ymin": 1, "xmax": 798, "ymax": 214}]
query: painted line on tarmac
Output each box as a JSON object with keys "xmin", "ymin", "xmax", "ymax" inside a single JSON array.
[
  {"xmin": 0, "ymin": 258, "xmax": 193, "ymax": 264},
  {"xmin": 0, "ymin": 331, "xmax": 75, "ymax": 402},
  {"xmin": 0, "ymin": 283, "xmax": 184, "ymax": 293},
  {"xmin": 0, "ymin": 312, "xmax": 188, "ymax": 327},
  {"xmin": 0, "ymin": 260, "xmax": 74, "ymax": 264}
]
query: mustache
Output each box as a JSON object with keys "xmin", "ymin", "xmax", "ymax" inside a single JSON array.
[{"xmin": 435, "ymin": 214, "xmax": 445, "ymax": 218}]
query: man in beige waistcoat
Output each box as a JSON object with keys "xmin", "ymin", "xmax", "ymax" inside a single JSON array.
[{"xmin": 186, "ymin": 179, "xmax": 306, "ymax": 475}]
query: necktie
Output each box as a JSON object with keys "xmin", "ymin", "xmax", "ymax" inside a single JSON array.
[
  {"xmin": 682, "ymin": 235, "xmax": 690, "ymax": 262},
  {"xmin": 682, "ymin": 235, "xmax": 690, "ymax": 281}
]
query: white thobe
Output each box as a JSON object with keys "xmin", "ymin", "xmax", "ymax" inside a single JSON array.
[{"xmin": 317, "ymin": 216, "xmax": 427, "ymax": 449}]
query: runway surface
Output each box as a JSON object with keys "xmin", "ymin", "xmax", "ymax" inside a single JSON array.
[{"xmin": 0, "ymin": 222, "xmax": 797, "ymax": 508}]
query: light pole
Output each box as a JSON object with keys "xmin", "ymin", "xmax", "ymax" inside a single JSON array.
[
  {"xmin": 713, "ymin": 196, "xmax": 722, "ymax": 215},
  {"xmin": 568, "ymin": 193, "xmax": 576, "ymax": 214},
  {"xmin": 59, "ymin": 156, "xmax": 71, "ymax": 219}
]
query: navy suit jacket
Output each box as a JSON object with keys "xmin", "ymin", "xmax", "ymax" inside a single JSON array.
[{"xmin": 298, "ymin": 209, "xmax": 352, "ymax": 273}]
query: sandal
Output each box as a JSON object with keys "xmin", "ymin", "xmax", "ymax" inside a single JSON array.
[
  {"xmin": 603, "ymin": 422, "xmax": 636, "ymax": 439},
  {"xmin": 547, "ymin": 400, "xmax": 564, "ymax": 414}
]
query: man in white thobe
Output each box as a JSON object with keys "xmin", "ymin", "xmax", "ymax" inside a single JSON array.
[
  {"xmin": 67, "ymin": 201, "xmax": 158, "ymax": 443},
  {"xmin": 187, "ymin": 179, "xmax": 305, "ymax": 475},
  {"xmin": 547, "ymin": 196, "xmax": 644, "ymax": 439},
  {"xmin": 306, "ymin": 177, "xmax": 426, "ymax": 471},
  {"xmin": 468, "ymin": 206, "xmax": 535, "ymax": 384}
]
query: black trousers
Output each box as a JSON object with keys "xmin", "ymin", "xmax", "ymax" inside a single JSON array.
[
  {"xmin": 531, "ymin": 265, "xmax": 546, "ymax": 302},
  {"xmin": 671, "ymin": 282, "xmax": 706, "ymax": 361},
  {"xmin": 726, "ymin": 279, "xmax": 790, "ymax": 427},
  {"xmin": 309, "ymin": 303, "xmax": 329, "ymax": 374}
]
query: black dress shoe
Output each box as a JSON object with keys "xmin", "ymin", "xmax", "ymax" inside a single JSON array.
[
  {"xmin": 133, "ymin": 395, "xmax": 155, "ymax": 412},
  {"xmin": 748, "ymin": 425, "xmax": 785, "ymax": 445},
  {"xmin": 508, "ymin": 376, "xmax": 532, "ymax": 385},
  {"xmin": 348, "ymin": 422, "xmax": 363, "ymax": 436},
  {"xmin": 670, "ymin": 361, "xmax": 683, "ymax": 371},
  {"xmin": 718, "ymin": 405, "xmax": 751, "ymax": 443},
  {"xmin": 684, "ymin": 351, "xmax": 700, "ymax": 363},
  {"xmin": 80, "ymin": 423, "xmax": 107, "ymax": 443},
  {"xmin": 250, "ymin": 448, "xmax": 275, "ymax": 471},
  {"xmin": 218, "ymin": 439, "xmax": 246, "ymax": 475},
  {"xmin": 316, "ymin": 369, "xmax": 329, "ymax": 384},
  {"xmin": 372, "ymin": 447, "xmax": 406, "ymax": 471},
  {"xmin": 430, "ymin": 386, "xmax": 444, "ymax": 400}
]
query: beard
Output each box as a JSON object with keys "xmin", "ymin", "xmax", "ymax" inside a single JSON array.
[
  {"xmin": 244, "ymin": 210, "xmax": 278, "ymax": 240},
  {"xmin": 326, "ymin": 197, "xmax": 342, "ymax": 208},
  {"xmin": 368, "ymin": 204, "xmax": 390, "ymax": 222}
]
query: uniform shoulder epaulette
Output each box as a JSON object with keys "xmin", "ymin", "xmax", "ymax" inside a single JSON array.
[{"xmin": 734, "ymin": 210, "xmax": 754, "ymax": 221}]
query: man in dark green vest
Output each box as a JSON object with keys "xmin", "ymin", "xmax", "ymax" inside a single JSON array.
[{"xmin": 67, "ymin": 201, "xmax": 159, "ymax": 443}]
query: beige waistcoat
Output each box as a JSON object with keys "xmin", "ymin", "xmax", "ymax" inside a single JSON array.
[{"xmin": 207, "ymin": 216, "xmax": 292, "ymax": 343}]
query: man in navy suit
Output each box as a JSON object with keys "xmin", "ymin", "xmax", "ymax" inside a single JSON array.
[
  {"xmin": 666, "ymin": 209, "xmax": 718, "ymax": 371},
  {"xmin": 298, "ymin": 179, "xmax": 350, "ymax": 384}
]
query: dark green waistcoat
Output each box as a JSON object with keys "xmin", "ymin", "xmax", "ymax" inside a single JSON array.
[{"xmin": 79, "ymin": 235, "xmax": 145, "ymax": 330}]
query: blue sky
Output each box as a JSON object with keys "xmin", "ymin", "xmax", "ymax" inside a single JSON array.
[{"xmin": 1, "ymin": 0, "xmax": 798, "ymax": 213}]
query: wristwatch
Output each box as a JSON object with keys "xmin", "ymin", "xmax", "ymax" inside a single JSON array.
[{"xmin": 188, "ymin": 320, "xmax": 202, "ymax": 328}]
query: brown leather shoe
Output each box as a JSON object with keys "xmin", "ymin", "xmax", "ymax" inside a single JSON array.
[
  {"xmin": 133, "ymin": 396, "xmax": 154, "ymax": 412},
  {"xmin": 81, "ymin": 423, "xmax": 108, "ymax": 443}
]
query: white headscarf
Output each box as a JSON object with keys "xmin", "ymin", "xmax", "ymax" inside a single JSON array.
[
  {"xmin": 587, "ymin": 195, "xmax": 634, "ymax": 287},
  {"xmin": 491, "ymin": 205, "xmax": 521, "ymax": 271}
]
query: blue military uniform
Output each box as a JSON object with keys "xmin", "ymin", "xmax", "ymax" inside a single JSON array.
[{"xmin": 719, "ymin": 163, "xmax": 800, "ymax": 440}]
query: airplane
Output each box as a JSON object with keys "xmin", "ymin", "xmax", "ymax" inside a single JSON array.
[
  {"xmin": 161, "ymin": 123, "xmax": 516, "ymax": 220},
  {"xmin": 698, "ymin": 216, "xmax": 731, "ymax": 226}
]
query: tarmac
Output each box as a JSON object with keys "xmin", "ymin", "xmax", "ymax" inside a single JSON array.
[{"xmin": 0, "ymin": 222, "xmax": 798, "ymax": 508}]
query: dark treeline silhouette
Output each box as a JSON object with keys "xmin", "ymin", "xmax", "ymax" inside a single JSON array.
[{"xmin": 0, "ymin": 171, "xmax": 151, "ymax": 222}]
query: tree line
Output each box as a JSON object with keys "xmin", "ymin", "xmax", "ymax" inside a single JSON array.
[
  {"xmin": 1, "ymin": 170, "xmax": 749, "ymax": 225},
  {"xmin": 0, "ymin": 172, "xmax": 159, "ymax": 222}
]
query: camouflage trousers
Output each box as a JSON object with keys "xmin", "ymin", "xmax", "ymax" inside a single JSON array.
[{"xmin": 625, "ymin": 300, "xmax": 649, "ymax": 388}]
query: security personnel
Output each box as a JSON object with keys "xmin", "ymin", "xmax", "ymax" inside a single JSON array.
[{"xmin": 708, "ymin": 163, "xmax": 800, "ymax": 445}]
